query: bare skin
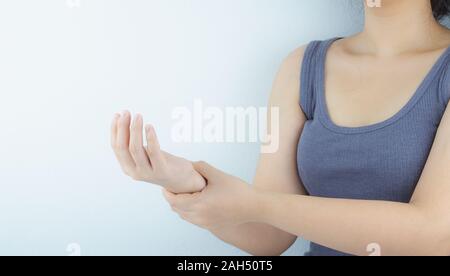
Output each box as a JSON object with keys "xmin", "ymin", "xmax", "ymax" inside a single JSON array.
[
  {"xmin": 112, "ymin": 0, "xmax": 450, "ymax": 256},
  {"xmin": 111, "ymin": 112, "xmax": 205, "ymax": 194}
]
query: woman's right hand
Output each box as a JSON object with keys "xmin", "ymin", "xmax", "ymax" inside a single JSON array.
[{"xmin": 111, "ymin": 110, "xmax": 206, "ymax": 194}]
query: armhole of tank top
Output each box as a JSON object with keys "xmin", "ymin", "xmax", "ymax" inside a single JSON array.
[{"xmin": 300, "ymin": 41, "xmax": 321, "ymax": 121}]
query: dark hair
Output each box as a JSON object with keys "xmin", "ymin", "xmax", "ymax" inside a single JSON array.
[{"xmin": 431, "ymin": 0, "xmax": 450, "ymax": 20}]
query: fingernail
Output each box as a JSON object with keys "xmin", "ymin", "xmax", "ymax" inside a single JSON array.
[{"xmin": 122, "ymin": 110, "xmax": 129, "ymax": 116}]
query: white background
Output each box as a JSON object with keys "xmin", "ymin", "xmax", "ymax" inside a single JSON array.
[{"xmin": 0, "ymin": 0, "xmax": 367, "ymax": 255}]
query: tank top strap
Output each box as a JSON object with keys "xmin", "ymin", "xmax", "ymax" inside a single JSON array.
[{"xmin": 300, "ymin": 38, "xmax": 338, "ymax": 120}]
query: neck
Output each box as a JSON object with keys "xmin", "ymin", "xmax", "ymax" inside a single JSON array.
[{"xmin": 360, "ymin": 0, "xmax": 447, "ymax": 55}]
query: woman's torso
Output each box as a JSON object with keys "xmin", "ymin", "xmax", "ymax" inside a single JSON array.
[{"xmin": 297, "ymin": 38, "xmax": 450, "ymax": 256}]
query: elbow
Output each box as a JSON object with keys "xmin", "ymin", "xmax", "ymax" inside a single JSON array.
[
  {"xmin": 246, "ymin": 247, "xmax": 285, "ymax": 256},
  {"xmin": 251, "ymin": 251, "xmax": 282, "ymax": 257},
  {"xmin": 245, "ymin": 241, "xmax": 294, "ymax": 256}
]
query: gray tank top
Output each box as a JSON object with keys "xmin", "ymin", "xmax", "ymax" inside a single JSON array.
[{"xmin": 297, "ymin": 38, "xmax": 450, "ymax": 256}]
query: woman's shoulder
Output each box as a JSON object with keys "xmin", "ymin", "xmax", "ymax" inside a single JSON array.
[
  {"xmin": 280, "ymin": 45, "xmax": 308, "ymax": 75},
  {"xmin": 271, "ymin": 45, "xmax": 308, "ymax": 99},
  {"xmin": 279, "ymin": 37, "xmax": 345, "ymax": 75},
  {"xmin": 270, "ymin": 41, "xmax": 326, "ymax": 117},
  {"xmin": 271, "ymin": 38, "xmax": 345, "ymax": 107},
  {"xmin": 272, "ymin": 39, "xmax": 335, "ymax": 103},
  {"xmin": 268, "ymin": 45, "xmax": 309, "ymax": 116}
]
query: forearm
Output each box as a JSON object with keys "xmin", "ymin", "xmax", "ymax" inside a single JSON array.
[
  {"xmin": 253, "ymin": 192, "xmax": 447, "ymax": 256},
  {"xmin": 210, "ymin": 223, "xmax": 297, "ymax": 256}
]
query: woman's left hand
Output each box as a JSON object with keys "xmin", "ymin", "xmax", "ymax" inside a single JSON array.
[{"xmin": 163, "ymin": 162, "xmax": 258, "ymax": 231}]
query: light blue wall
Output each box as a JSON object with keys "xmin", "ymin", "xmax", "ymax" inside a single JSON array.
[{"xmin": 0, "ymin": 0, "xmax": 365, "ymax": 255}]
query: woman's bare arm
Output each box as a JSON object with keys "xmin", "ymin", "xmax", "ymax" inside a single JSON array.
[
  {"xmin": 207, "ymin": 46, "xmax": 308, "ymax": 255},
  {"xmin": 112, "ymin": 45, "xmax": 308, "ymax": 255},
  {"xmin": 111, "ymin": 113, "xmax": 206, "ymax": 194},
  {"xmin": 166, "ymin": 105, "xmax": 450, "ymax": 256}
]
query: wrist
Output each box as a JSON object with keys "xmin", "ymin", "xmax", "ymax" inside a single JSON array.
[
  {"xmin": 163, "ymin": 171, "xmax": 205, "ymax": 194},
  {"xmin": 244, "ymin": 187, "xmax": 269, "ymax": 224},
  {"xmin": 187, "ymin": 169, "xmax": 206, "ymax": 192}
]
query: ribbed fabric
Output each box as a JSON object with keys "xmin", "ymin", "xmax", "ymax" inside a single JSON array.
[{"xmin": 297, "ymin": 38, "xmax": 450, "ymax": 256}]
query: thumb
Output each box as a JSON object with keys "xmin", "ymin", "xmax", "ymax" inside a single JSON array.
[{"xmin": 193, "ymin": 161, "xmax": 221, "ymax": 180}]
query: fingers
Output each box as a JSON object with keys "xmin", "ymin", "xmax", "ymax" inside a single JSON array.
[
  {"xmin": 129, "ymin": 114, "xmax": 152, "ymax": 172},
  {"xmin": 193, "ymin": 161, "xmax": 221, "ymax": 180},
  {"xmin": 145, "ymin": 124, "xmax": 167, "ymax": 172},
  {"xmin": 112, "ymin": 111, "xmax": 167, "ymax": 183},
  {"xmin": 110, "ymin": 113, "xmax": 120, "ymax": 148},
  {"xmin": 114, "ymin": 111, "xmax": 136, "ymax": 174},
  {"xmin": 162, "ymin": 189, "xmax": 176, "ymax": 203},
  {"xmin": 162, "ymin": 189, "xmax": 200, "ymax": 211},
  {"xmin": 164, "ymin": 191, "xmax": 206, "ymax": 228}
]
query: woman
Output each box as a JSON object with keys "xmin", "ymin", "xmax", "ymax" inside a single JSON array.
[{"xmin": 111, "ymin": 0, "xmax": 450, "ymax": 256}]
